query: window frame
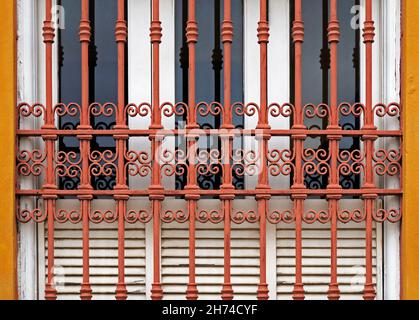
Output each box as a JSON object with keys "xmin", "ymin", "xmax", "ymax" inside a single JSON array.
[{"xmin": 16, "ymin": 0, "xmax": 400, "ymax": 300}]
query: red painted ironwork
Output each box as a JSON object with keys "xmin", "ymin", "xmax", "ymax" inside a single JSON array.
[
  {"xmin": 42, "ymin": 0, "xmax": 57, "ymax": 301},
  {"xmin": 115, "ymin": 0, "xmax": 128, "ymax": 301},
  {"xmin": 16, "ymin": 0, "xmax": 402, "ymax": 300},
  {"xmin": 291, "ymin": 0, "xmax": 305, "ymax": 301},
  {"xmin": 78, "ymin": 0, "xmax": 93, "ymax": 300},
  {"xmin": 220, "ymin": 0, "xmax": 234, "ymax": 301},
  {"xmin": 184, "ymin": 0, "xmax": 199, "ymax": 301},
  {"xmin": 150, "ymin": 0, "xmax": 164, "ymax": 301},
  {"xmin": 327, "ymin": 0, "xmax": 341, "ymax": 301},
  {"xmin": 256, "ymin": 0, "xmax": 270, "ymax": 301},
  {"xmin": 362, "ymin": 0, "xmax": 377, "ymax": 301}
]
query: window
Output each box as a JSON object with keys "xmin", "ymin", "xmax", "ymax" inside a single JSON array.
[
  {"xmin": 294, "ymin": 0, "xmax": 361, "ymax": 190},
  {"xmin": 174, "ymin": 0, "xmax": 244, "ymax": 191},
  {"xmin": 58, "ymin": 0, "xmax": 123, "ymax": 191},
  {"xmin": 16, "ymin": 0, "xmax": 402, "ymax": 300}
]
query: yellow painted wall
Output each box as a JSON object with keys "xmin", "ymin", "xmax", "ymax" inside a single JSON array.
[
  {"xmin": 0, "ymin": 0, "xmax": 17, "ymax": 299},
  {"xmin": 402, "ymin": 0, "xmax": 419, "ymax": 300}
]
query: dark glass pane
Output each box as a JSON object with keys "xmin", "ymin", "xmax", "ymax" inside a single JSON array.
[
  {"xmin": 300, "ymin": 0, "xmax": 326, "ymax": 190},
  {"xmin": 59, "ymin": 0, "xmax": 120, "ymax": 191},
  {"xmin": 301, "ymin": 0, "xmax": 324, "ymax": 108},
  {"xmin": 175, "ymin": 0, "xmax": 244, "ymax": 191},
  {"xmin": 90, "ymin": 0, "xmax": 118, "ymax": 191},
  {"xmin": 58, "ymin": 0, "xmax": 82, "ymax": 190},
  {"xmin": 338, "ymin": 0, "xmax": 361, "ymax": 190},
  {"xmin": 291, "ymin": 0, "xmax": 360, "ymax": 190}
]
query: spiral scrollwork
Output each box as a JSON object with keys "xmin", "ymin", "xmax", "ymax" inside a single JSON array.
[
  {"xmin": 89, "ymin": 150, "xmax": 118, "ymax": 177},
  {"xmin": 89, "ymin": 102, "xmax": 117, "ymax": 118},
  {"xmin": 338, "ymin": 149, "xmax": 365, "ymax": 178},
  {"xmin": 338, "ymin": 102, "xmax": 365, "ymax": 119},
  {"xmin": 160, "ymin": 148, "xmax": 188, "ymax": 177},
  {"xmin": 54, "ymin": 102, "xmax": 81, "ymax": 118},
  {"xmin": 197, "ymin": 149, "xmax": 222, "ymax": 178},
  {"xmin": 267, "ymin": 149, "xmax": 295, "ymax": 177},
  {"xmin": 161, "ymin": 210, "xmax": 189, "ymax": 223},
  {"xmin": 196, "ymin": 101, "xmax": 223, "ymax": 118},
  {"xmin": 196, "ymin": 210, "xmax": 224, "ymax": 224},
  {"xmin": 54, "ymin": 209, "xmax": 82, "ymax": 224},
  {"xmin": 125, "ymin": 210, "xmax": 152, "ymax": 224},
  {"xmin": 125, "ymin": 102, "xmax": 152, "ymax": 121},
  {"xmin": 373, "ymin": 148, "xmax": 401, "ymax": 177},
  {"xmin": 232, "ymin": 149, "xmax": 260, "ymax": 178},
  {"xmin": 16, "ymin": 208, "xmax": 47, "ymax": 223},
  {"xmin": 268, "ymin": 102, "xmax": 294, "ymax": 118},
  {"xmin": 125, "ymin": 150, "xmax": 152, "ymax": 177},
  {"xmin": 373, "ymin": 208, "xmax": 402, "ymax": 223},
  {"xmin": 303, "ymin": 148, "xmax": 330, "ymax": 178},
  {"xmin": 303, "ymin": 103, "xmax": 330, "ymax": 120},
  {"xmin": 232, "ymin": 102, "xmax": 259, "ymax": 120},
  {"xmin": 231, "ymin": 210, "xmax": 259, "ymax": 224},
  {"xmin": 55, "ymin": 151, "xmax": 82, "ymax": 178},
  {"xmin": 18, "ymin": 102, "xmax": 45, "ymax": 119},
  {"xmin": 17, "ymin": 149, "xmax": 46, "ymax": 177},
  {"xmin": 89, "ymin": 209, "xmax": 118, "ymax": 223},
  {"xmin": 267, "ymin": 210, "xmax": 295, "ymax": 224},
  {"xmin": 302, "ymin": 210, "xmax": 331, "ymax": 224},
  {"xmin": 373, "ymin": 102, "xmax": 401, "ymax": 118},
  {"xmin": 160, "ymin": 102, "xmax": 188, "ymax": 118},
  {"xmin": 338, "ymin": 209, "xmax": 366, "ymax": 223}
]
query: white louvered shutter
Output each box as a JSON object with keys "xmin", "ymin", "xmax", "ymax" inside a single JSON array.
[
  {"xmin": 161, "ymin": 222, "xmax": 260, "ymax": 300},
  {"xmin": 269, "ymin": 198, "xmax": 381, "ymax": 300},
  {"xmin": 160, "ymin": 199, "xmax": 260, "ymax": 300},
  {"xmin": 41, "ymin": 198, "xmax": 381, "ymax": 300},
  {"xmin": 44, "ymin": 221, "xmax": 147, "ymax": 300},
  {"xmin": 42, "ymin": 199, "xmax": 148, "ymax": 300},
  {"xmin": 276, "ymin": 222, "xmax": 378, "ymax": 300}
]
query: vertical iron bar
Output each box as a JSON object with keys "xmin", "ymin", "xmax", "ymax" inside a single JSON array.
[
  {"xmin": 213, "ymin": 0, "xmax": 222, "ymax": 190},
  {"xmin": 362, "ymin": 0, "xmax": 377, "ymax": 301},
  {"xmin": 320, "ymin": 0, "xmax": 329, "ymax": 181},
  {"xmin": 291, "ymin": 0, "xmax": 306, "ymax": 300},
  {"xmin": 185, "ymin": 0, "xmax": 199, "ymax": 300},
  {"xmin": 220, "ymin": 0, "xmax": 234, "ymax": 300},
  {"xmin": 256, "ymin": 0, "xmax": 270, "ymax": 301},
  {"xmin": 149, "ymin": 0, "xmax": 164, "ymax": 300},
  {"xmin": 114, "ymin": 0, "xmax": 128, "ymax": 300},
  {"xmin": 43, "ymin": 0, "xmax": 58, "ymax": 301},
  {"xmin": 78, "ymin": 0, "xmax": 93, "ymax": 300},
  {"xmin": 326, "ymin": 0, "xmax": 341, "ymax": 300}
]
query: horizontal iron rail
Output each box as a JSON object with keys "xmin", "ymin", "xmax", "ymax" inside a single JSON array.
[
  {"xmin": 16, "ymin": 189, "xmax": 402, "ymax": 196},
  {"xmin": 17, "ymin": 129, "xmax": 402, "ymax": 137}
]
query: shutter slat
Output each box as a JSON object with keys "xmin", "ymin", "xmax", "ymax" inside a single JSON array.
[
  {"xmin": 161, "ymin": 221, "xmax": 260, "ymax": 300},
  {"xmin": 276, "ymin": 221, "xmax": 379, "ymax": 299},
  {"xmin": 44, "ymin": 222, "xmax": 147, "ymax": 300}
]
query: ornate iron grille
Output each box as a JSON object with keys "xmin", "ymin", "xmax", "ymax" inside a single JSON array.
[{"xmin": 16, "ymin": 0, "xmax": 402, "ymax": 300}]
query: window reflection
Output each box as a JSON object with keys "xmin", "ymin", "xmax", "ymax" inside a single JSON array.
[
  {"xmin": 175, "ymin": 0, "xmax": 244, "ymax": 190},
  {"xmin": 291, "ymin": 0, "xmax": 361, "ymax": 190},
  {"xmin": 58, "ymin": 0, "xmax": 122, "ymax": 191}
]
